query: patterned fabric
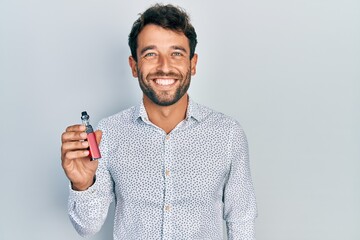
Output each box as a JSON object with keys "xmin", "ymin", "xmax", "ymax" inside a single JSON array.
[{"xmin": 68, "ymin": 98, "xmax": 257, "ymax": 240}]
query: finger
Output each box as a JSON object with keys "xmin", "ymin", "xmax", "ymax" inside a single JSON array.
[
  {"xmin": 65, "ymin": 124, "xmax": 86, "ymax": 132},
  {"xmin": 61, "ymin": 141, "xmax": 89, "ymax": 154},
  {"xmin": 63, "ymin": 149, "xmax": 90, "ymax": 161},
  {"xmin": 94, "ymin": 130, "xmax": 102, "ymax": 145},
  {"xmin": 62, "ymin": 131, "xmax": 87, "ymax": 143}
]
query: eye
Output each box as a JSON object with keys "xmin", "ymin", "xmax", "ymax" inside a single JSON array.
[
  {"xmin": 144, "ymin": 52, "xmax": 156, "ymax": 58},
  {"xmin": 172, "ymin": 52, "xmax": 183, "ymax": 57}
]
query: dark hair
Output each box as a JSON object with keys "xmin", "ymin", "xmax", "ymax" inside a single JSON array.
[{"xmin": 128, "ymin": 4, "xmax": 197, "ymax": 62}]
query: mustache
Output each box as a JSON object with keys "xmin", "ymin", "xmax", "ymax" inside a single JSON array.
[{"xmin": 147, "ymin": 70, "xmax": 182, "ymax": 79}]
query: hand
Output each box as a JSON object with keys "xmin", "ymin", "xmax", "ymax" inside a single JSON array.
[{"xmin": 61, "ymin": 124, "xmax": 102, "ymax": 191}]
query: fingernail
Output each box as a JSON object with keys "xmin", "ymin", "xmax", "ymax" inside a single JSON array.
[
  {"xmin": 84, "ymin": 150, "xmax": 89, "ymax": 156},
  {"xmin": 82, "ymin": 141, "xmax": 88, "ymax": 147},
  {"xmin": 80, "ymin": 132, "xmax": 87, "ymax": 138}
]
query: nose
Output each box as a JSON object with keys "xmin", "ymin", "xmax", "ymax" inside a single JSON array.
[{"xmin": 156, "ymin": 54, "xmax": 171, "ymax": 73}]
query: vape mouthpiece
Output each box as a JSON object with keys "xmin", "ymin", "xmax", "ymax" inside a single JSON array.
[{"xmin": 81, "ymin": 111, "xmax": 89, "ymax": 121}]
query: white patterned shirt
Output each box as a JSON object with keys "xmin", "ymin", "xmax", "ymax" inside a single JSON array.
[{"xmin": 68, "ymin": 98, "xmax": 257, "ymax": 240}]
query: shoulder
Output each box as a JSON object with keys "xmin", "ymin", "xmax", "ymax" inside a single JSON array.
[
  {"xmin": 96, "ymin": 106, "xmax": 136, "ymax": 131},
  {"xmin": 193, "ymin": 103, "xmax": 248, "ymax": 154},
  {"xmin": 195, "ymin": 102, "xmax": 244, "ymax": 133}
]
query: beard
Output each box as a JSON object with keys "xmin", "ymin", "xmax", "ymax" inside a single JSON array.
[{"xmin": 137, "ymin": 67, "xmax": 191, "ymax": 106}]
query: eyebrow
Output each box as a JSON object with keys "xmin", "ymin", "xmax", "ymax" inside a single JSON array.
[
  {"xmin": 140, "ymin": 45, "xmax": 156, "ymax": 56},
  {"xmin": 171, "ymin": 45, "xmax": 187, "ymax": 53}
]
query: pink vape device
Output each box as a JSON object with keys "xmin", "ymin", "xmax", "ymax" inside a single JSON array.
[{"xmin": 81, "ymin": 111, "xmax": 101, "ymax": 160}]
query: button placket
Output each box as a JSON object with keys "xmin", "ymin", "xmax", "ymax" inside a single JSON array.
[{"xmin": 162, "ymin": 133, "xmax": 174, "ymax": 239}]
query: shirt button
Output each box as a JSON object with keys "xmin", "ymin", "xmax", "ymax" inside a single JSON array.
[
  {"xmin": 165, "ymin": 135, "xmax": 170, "ymax": 140},
  {"xmin": 165, "ymin": 169, "xmax": 170, "ymax": 176},
  {"xmin": 165, "ymin": 205, "xmax": 171, "ymax": 212}
]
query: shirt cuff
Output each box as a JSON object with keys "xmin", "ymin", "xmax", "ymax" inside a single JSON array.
[
  {"xmin": 68, "ymin": 179, "xmax": 100, "ymax": 202},
  {"xmin": 226, "ymin": 219, "xmax": 256, "ymax": 240}
]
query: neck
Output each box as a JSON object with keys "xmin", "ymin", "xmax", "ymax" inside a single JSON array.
[{"xmin": 143, "ymin": 94, "xmax": 188, "ymax": 134}]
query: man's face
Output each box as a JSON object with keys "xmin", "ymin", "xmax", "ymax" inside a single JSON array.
[{"xmin": 129, "ymin": 24, "xmax": 198, "ymax": 106}]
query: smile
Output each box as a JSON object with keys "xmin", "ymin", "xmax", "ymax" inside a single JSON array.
[{"xmin": 154, "ymin": 78, "xmax": 176, "ymax": 86}]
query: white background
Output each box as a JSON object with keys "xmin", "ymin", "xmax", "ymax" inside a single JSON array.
[{"xmin": 0, "ymin": 0, "xmax": 359, "ymax": 239}]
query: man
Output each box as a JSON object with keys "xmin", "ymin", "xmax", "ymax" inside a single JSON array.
[{"xmin": 61, "ymin": 4, "xmax": 257, "ymax": 240}]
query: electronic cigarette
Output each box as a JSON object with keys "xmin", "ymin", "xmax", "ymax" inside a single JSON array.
[{"xmin": 81, "ymin": 111, "xmax": 101, "ymax": 160}]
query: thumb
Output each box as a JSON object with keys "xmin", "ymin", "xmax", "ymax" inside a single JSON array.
[{"xmin": 94, "ymin": 130, "xmax": 102, "ymax": 145}]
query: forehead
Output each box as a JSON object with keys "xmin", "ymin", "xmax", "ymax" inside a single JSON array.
[{"xmin": 137, "ymin": 24, "xmax": 190, "ymax": 51}]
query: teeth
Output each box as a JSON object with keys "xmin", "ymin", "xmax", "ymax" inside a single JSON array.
[{"xmin": 155, "ymin": 79, "xmax": 175, "ymax": 86}]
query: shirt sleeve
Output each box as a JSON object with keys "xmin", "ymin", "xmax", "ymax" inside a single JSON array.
[
  {"xmin": 68, "ymin": 120, "xmax": 115, "ymax": 237},
  {"xmin": 223, "ymin": 122, "xmax": 257, "ymax": 240}
]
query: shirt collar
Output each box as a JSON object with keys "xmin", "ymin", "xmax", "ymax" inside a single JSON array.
[
  {"xmin": 133, "ymin": 99, "xmax": 148, "ymax": 123},
  {"xmin": 186, "ymin": 97, "xmax": 205, "ymax": 122},
  {"xmin": 133, "ymin": 96, "xmax": 208, "ymax": 123}
]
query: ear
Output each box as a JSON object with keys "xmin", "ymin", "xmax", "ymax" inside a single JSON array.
[
  {"xmin": 190, "ymin": 53, "xmax": 198, "ymax": 76},
  {"xmin": 129, "ymin": 56, "xmax": 138, "ymax": 77}
]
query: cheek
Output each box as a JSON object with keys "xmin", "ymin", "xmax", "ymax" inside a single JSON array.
[
  {"xmin": 175, "ymin": 60, "xmax": 191, "ymax": 72},
  {"xmin": 138, "ymin": 62, "xmax": 155, "ymax": 76}
]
